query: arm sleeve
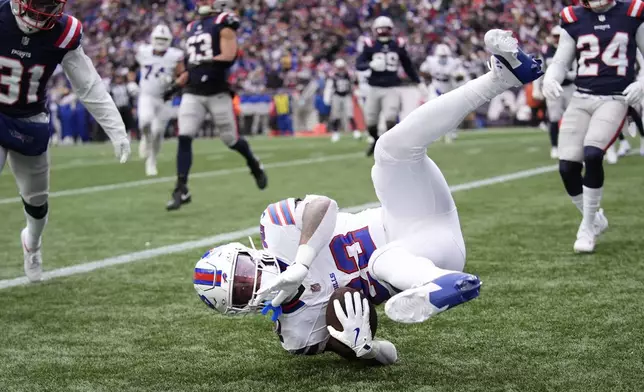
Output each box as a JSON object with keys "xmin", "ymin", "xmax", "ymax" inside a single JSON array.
[
  {"xmin": 543, "ymin": 29, "xmax": 576, "ymax": 85},
  {"xmin": 399, "ymin": 48, "xmax": 421, "ymax": 84},
  {"xmin": 61, "ymin": 47, "xmax": 127, "ymax": 142}
]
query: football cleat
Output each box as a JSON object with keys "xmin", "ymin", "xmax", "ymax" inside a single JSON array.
[
  {"xmin": 485, "ymin": 29, "xmax": 544, "ymax": 87},
  {"xmin": 384, "ymin": 272, "xmax": 481, "ymax": 324},
  {"xmin": 145, "ymin": 157, "xmax": 158, "ymax": 177},
  {"xmin": 331, "ymin": 132, "xmax": 340, "ymax": 143},
  {"xmin": 617, "ymin": 139, "xmax": 631, "ymax": 157},
  {"xmin": 21, "ymin": 228, "xmax": 42, "ymax": 282},
  {"xmin": 251, "ymin": 162, "xmax": 268, "ymax": 190},
  {"xmin": 574, "ymin": 222, "xmax": 596, "ymax": 253},
  {"xmin": 166, "ymin": 185, "xmax": 191, "ymax": 211},
  {"xmin": 593, "ymin": 208, "xmax": 608, "ymax": 237}
]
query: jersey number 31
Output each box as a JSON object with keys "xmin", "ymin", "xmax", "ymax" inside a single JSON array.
[
  {"xmin": 577, "ymin": 32, "xmax": 629, "ymax": 77},
  {"xmin": 0, "ymin": 57, "xmax": 45, "ymax": 105}
]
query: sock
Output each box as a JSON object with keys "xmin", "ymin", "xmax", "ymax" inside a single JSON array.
[
  {"xmin": 23, "ymin": 202, "xmax": 48, "ymax": 250},
  {"xmin": 582, "ymin": 186, "xmax": 602, "ymax": 229},
  {"xmin": 618, "ymin": 132, "xmax": 625, "ymax": 141},
  {"xmin": 330, "ymin": 119, "xmax": 341, "ymax": 133},
  {"xmin": 571, "ymin": 193, "xmax": 584, "ymax": 215},
  {"xmin": 230, "ymin": 137, "xmax": 260, "ymax": 170},
  {"xmin": 628, "ymin": 106, "xmax": 644, "ymax": 136},
  {"xmin": 367, "ymin": 125, "xmax": 379, "ymax": 141},
  {"xmin": 177, "ymin": 135, "xmax": 193, "ymax": 186},
  {"xmin": 549, "ymin": 121, "xmax": 559, "ymax": 147},
  {"xmin": 349, "ymin": 117, "xmax": 357, "ymax": 131}
]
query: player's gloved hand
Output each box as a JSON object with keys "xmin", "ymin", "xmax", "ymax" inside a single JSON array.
[
  {"xmin": 623, "ymin": 80, "xmax": 644, "ymax": 106},
  {"xmin": 111, "ymin": 136, "xmax": 131, "ymax": 163},
  {"xmin": 256, "ymin": 263, "xmax": 308, "ymax": 306},
  {"xmin": 327, "ymin": 291, "xmax": 373, "ymax": 358},
  {"xmin": 542, "ymin": 78, "xmax": 563, "ymax": 100},
  {"xmin": 369, "ymin": 57, "xmax": 386, "ymax": 72}
]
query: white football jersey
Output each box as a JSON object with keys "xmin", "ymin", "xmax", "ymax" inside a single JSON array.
[
  {"xmin": 135, "ymin": 45, "xmax": 184, "ymax": 97},
  {"xmin": 420, "ymin": 56, "xmax": 463, "ymax": 94},
  {"xmin": 260, "ymin": 196, "xmax": 389, "ymax": 353}
]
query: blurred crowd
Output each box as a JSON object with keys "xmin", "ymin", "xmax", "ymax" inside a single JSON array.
[{"xmin": 65, "ymin": 0, "xmax": 575, "ymax": 90}]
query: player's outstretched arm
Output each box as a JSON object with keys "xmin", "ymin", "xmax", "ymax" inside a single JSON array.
[
  {"xmin": 62, "ymin": 47, "xmax": 130, "ymax": 163},
  {"xmin": 542, "ymin": 29, "xmax": 575, "ymax": 100}
]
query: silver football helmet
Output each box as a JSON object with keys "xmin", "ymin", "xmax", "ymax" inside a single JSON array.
[
  {"xmin": 150, "ymin": 24, "xmax": 172, "ymax": 52},
  {"xmin": 372, "ymin": 16, "xmax": 394, "ymax": 42}
]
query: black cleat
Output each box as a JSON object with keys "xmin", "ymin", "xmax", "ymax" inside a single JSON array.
[
  {"xmin": 166, "ymin": 186, "xmax": 192, "ymax": 211},
  {"xmin": 251, "ymin": 164, "xmax": 268, "ymax": 190}
]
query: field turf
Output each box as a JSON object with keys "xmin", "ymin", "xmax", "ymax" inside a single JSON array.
[{"xmin": 0, "ymin": 129, "xmax": 642, "ymax": 392}]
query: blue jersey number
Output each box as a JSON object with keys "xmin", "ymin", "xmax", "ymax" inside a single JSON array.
[
  {"xmin": 329, "ymin": 227, "xmax": 390, "ymax": 305},
  {"xmin": 0, "ymin": 57, "xmax": 45, "ymax": 106},
  {"xmin": 143, "ymin": 65, "xmax": 166, "ymax": 80}
]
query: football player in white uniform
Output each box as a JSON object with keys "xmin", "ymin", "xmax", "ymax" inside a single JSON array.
[
  {"xmin": 193, "ymin": 30, "xmax": 543, "ymax": 364},
  {"xmin": 135, "ymin": 24, "xmax": 186, "ymax": 176},
  {"xmin": 0, "ymin": 0, "xmax": 130, "ymax": 282}
]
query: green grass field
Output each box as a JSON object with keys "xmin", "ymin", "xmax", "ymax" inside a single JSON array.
[{"xmin": 0, "ymin": 129, "xmax": 643, "ymax": 392}]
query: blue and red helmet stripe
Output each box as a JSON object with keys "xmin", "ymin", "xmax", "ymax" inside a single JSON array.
[
  {"xmin": 194, "ymin": 268, "xmax": 215, "ymax": 285},
  {"xmin": 279, "ymin": 200, "xmax": 295, "ymax": 225}
]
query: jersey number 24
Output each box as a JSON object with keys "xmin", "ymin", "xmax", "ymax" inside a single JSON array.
[
  {"xmin": 577, "ymin": 32, "xmax": 629, "ymax": 77},
  {"xmin": 329, "ymin": 227, "xmax": 390, "ymax": 305},
  {"xmin": 0, "ymin": 57, "xmax": 45, "ymax": 105}
]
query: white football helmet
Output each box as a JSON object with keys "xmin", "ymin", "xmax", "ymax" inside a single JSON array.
[
  {"xmin": 334, "ymin": 58, "xmax": 347, "ymax": 69},
  {"xmin": 434, "ymin": 44, "xmax": 452, "ymax": 58},
  {"xmin": 194, "ymin": 242, "xmax": 281, "ymax": 315},
  {"xmin": 151, "ymin": 24, "xmax": 172, "ymax": 52},
  {"xmin": 372, "ymin": 16, "xmax": 394, "ymax": 42},
  {"xmin": 581, "ymin": 0, "xmax": 615, "ymax": 11}
]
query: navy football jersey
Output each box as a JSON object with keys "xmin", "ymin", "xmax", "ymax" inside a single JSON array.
[
  {"xmin": 184, "ymin": 11, "xmax": 240, "ymax": 96},
  {"xmin": 0, "ymin": 0, "xmax": 82, "ymax": 118},
  {"xmin": 332, "ymin": 71, "xmax": 353, "ymax": 96},
  {"xmin": 561, "ymin": 1, "xmax": 644, "ymax": 95},
  {"xmin": 356, "ymin": 37, "xmax": 421, "ymax": 88}
]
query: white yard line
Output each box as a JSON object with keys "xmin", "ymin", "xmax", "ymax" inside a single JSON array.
[
  {"xmin": 0, "ymin": 153, "xmax": 362, "ymax": 205},
  {"xmin": 0, "ymin": 163, "xmax": 558, "ymax": 290}
]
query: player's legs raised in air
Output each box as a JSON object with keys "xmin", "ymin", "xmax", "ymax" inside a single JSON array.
[
  {"xmin": 368, "ymin": 30, "xmax": 544, "ymax": 323},
  {"xmin": 206, "ymin": 93, "xmax": 267, "ymax": 190},
  {"xmin": 9, "ymin": 151, "xmax": 49, "ymax": 282}
]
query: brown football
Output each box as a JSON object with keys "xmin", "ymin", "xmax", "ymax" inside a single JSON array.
[{"xmin": 325, "ymin": 287, "xmax": 378, "ymax": 360}]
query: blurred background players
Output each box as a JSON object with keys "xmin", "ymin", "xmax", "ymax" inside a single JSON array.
[
  {"xmin": 135, "ymin": 24, "xmax": 186, "ymax": 177},
  {"xmin": 167, "ymin": 0, "xmax": 267, "ymax": 211},
  {"xmin": 356, "ymin": 16, "xmax": 427, "ymax": 156},
  {"xmin": 324, "ymin": 59, "xmax": 358, "ymax": 142}
]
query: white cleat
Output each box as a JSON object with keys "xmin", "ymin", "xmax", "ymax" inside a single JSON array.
[
  {"xmin": 550, "ymin": 147, "xmax": 559, "ymax": 159},
  {"xmin": 384, "ymin": 273, "xmax": 481, "ymax": 324},
  {"xmin": 330, "ymin": 133, "xmax": 340, "ymax": 143},
  {"xmin": 139, "ymin": 135, "xmax": 148, "ymax": 159},
  {"xmin": 484, "ymin": 29, "xmax": 544, "ymax": 87},
  {"xmin": 352, "ymin": 130, "xmax": 362, "ymax": 140},
  {"xmin": 617, "ymin": 139, "xmax": 631, "ymax": 157},
  {"xmin": 574, "ymin": 223, "xmax": 596, "ymax": 253},
  {"xmin": 21, "ymin": 228, "xmax": 42, "ymax": 282},
  {"xmin": 145, "ymin": 157, "xmax": 158, "ymax": 177},
  {"xmin": 605, "ymin": 144, "xmax": 618, "ymax": 164},
  {"xmin": 593, "ymin": 208, "xmax": 608, "ymax": 237}
]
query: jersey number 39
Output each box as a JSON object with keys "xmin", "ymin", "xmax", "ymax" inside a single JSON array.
[
  {"xmin": 186, "ymin": 33, "xmax": 214, "ymax": 65},
  {"xmin": 577, "ymin": 32, "xmax": 629, "ymax": 77},
  {"xmin": 0, "ymin": 57, "xmax": 45, "ymax": 105},
  {"xmin": 329, "ymin": 227, "xmax": 390, "ymax": 305}
]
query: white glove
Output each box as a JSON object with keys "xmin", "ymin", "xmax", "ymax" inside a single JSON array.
[
  {"xmin": 623, "ymin": 80, "xmax": 644, "ymax": 106},
  {"xmin": 542, "ymin": 79, "xmax": 563, "ymax": 100},
  {"xmin": 326, "ymin": 291, "xmax": 373, "ymax": 358},
  {"xmin": 111, "ymin": 137, "xmax": 131, "ymax": 163},
  {"xmin": 256, "ymin": 263, "xmax": 308, "ymax": 306},
  {"xmin": 369, "ymin": 57, "xmax": 386, "ymax": 72}
]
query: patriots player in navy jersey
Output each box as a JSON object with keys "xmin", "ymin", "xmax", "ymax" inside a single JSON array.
[
  {"xmin": 166, "ymin": 0, "xmax": 267, "ymax": 211},
  {"xmin": 0, "ymin": 0, "xmax": 130, "ymax": 282},
  {"xmin": 543, "ymin": 0, "xmax": 644, "ymax": 253},
  {"xmin": 356, "ymin": 16, "xmax": 428, "ymax": 156}
]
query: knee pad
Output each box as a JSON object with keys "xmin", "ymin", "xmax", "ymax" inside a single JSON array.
[
  {"xmin": 559, "ymin": 160, "xmax": 583, "ymax": 196},
  {"xmin": 583, "ymin": 146, "xmax": 605, "ymax": 188},
  {"xmin": 22, "ymin": 199, "xmax": 48, "ymax": 219}
]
